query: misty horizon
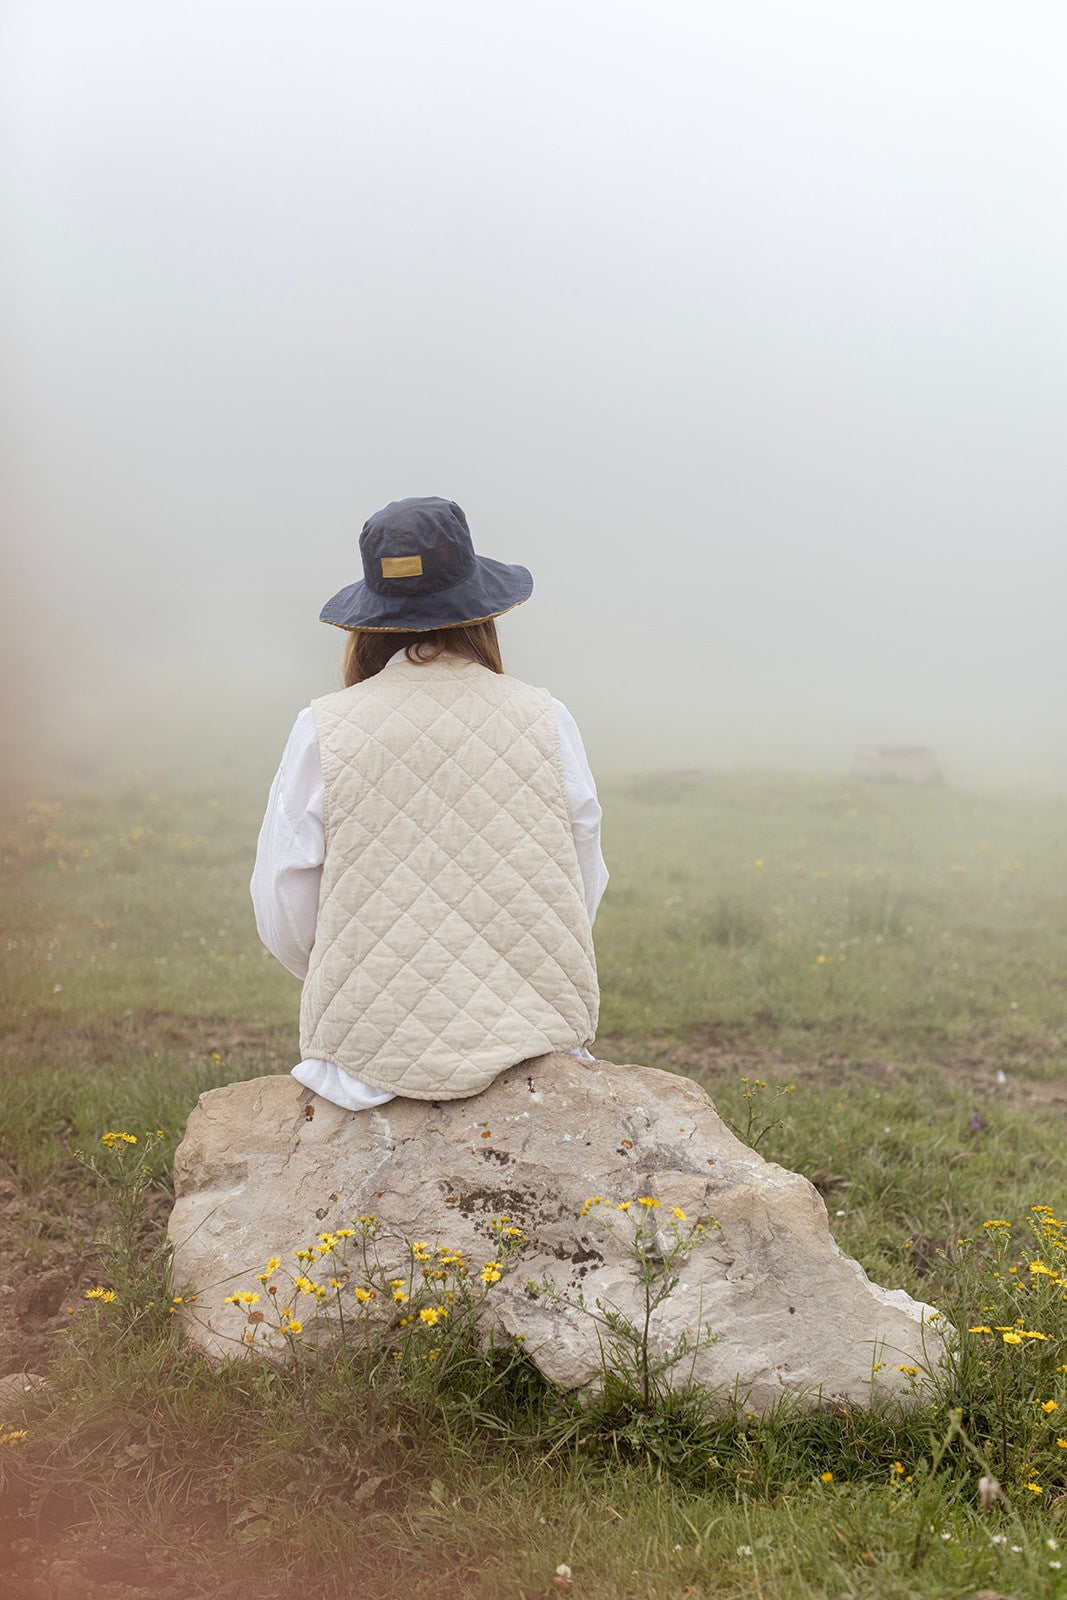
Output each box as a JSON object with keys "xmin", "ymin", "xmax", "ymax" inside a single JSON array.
[{"xmin": 4, "ymin": 1, "xmax": 1065, "ymax": 792}]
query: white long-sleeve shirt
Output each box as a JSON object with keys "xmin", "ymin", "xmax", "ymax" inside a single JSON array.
[{"xmin": 251, "ymin": 661, "xmax": 608, "ymax": 1111}]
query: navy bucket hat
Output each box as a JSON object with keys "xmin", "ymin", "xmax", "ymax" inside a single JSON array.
[{"xmin": 320, "ymin": 497, "xmax": 533, "ymax": 633}]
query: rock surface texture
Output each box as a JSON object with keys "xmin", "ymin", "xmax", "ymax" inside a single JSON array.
[{"xmin": 168, "ymin": 1055, "xmax": 942, "ymax": 1411}]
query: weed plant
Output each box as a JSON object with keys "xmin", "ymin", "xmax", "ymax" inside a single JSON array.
[{"xmin": 575, "ymin": 1195, "xmax": 719, "ymax": 1415}]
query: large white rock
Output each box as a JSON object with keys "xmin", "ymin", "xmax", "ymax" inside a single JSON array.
[{"xmin": 168, "ymin": 1055, "xmax": 943, "ymax": 1411}]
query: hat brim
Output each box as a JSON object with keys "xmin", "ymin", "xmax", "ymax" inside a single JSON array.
[{"xmin": 319, "ymin": 556, "xmax": 533, "ymax": 633}]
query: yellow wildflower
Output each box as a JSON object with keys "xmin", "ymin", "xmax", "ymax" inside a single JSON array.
[
  {"xmin": 84, "ymin": 1287, "xmax": 117, "ymax": 1303},
  {"xmin": 1030, "ymin": 1261, "xmax": 1053, "ymax": 1275},
  {"xmin": 820, "ymin": 1471, "xmax": 833, "ymax": 1483},
  {"xmin": 672, "ymin": 1207, "xmax": 688, "ymax": 1221},
  {"xmin": 419, "ymin": 1308, "xmax": 441, "ymax": 1326},
  {"xmin": 1001, "ymin": 1332, "xmax": 1024, "ymax": 1344},
  {"xmin": 1040, "ymin": 1400, "xmax": 1059, "ymax": 1414},
  {"xmin": 968, "ymin": 1326, "xmax": 992, "ymax": 1335},
  {"xmin": 223, "ymin": 1291, "xmax": 260, "ymax": 1306},
  {"xmin": 480, "ymin": 1262, "xmax": 503, "ymax": 1284},
  {"xmin": 392, "ymin": 1288, "xmax": 409, "ymax": 1304},
  {"xmin": 285, "ymin": 1319, "xmax": 303, "ymax": 1335},
  {"xmin": 983, "ymin": 1220, "xmax": 1011, "ymax": 1229},
  {"xmin": 1025, "ymin": 1482, "xmax": 1043, "ymax": 1495},
  {"xmin": 897, "ymin": 1365, "xmax": 919, "ymax": 1376},
  {"xmin": 256, "ymin": 1257, "xmax": 281, "ymax": 1282},
  {"xmin": 636, "ymin": 1197, "xmax": 660, "ymax": 1209},
  {"xmin": 353, "ymin": 1287, "xmax": 376, "ymax": 1303}
]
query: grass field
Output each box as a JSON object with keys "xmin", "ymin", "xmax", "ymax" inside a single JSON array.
[{"xmin": 2, "ymin": 768, "xmax": 1067, "ymax": 1598}]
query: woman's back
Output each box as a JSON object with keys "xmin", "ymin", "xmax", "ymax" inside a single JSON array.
[{"xmin": 301, "ymin": 653, "xmax": 599, "ymax": 1099}]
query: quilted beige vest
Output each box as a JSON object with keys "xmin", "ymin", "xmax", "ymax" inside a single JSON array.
[{"xmin": 299, "ymin": 655, "xmax": 600, "ymax": 1099}]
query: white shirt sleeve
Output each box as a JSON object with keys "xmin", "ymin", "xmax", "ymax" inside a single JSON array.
[
  {"xmin": 551, "ymin": 696, "xmax": 610, "ymax": 925},
  {"xmin": 250, "ymin": 707, "xmax": 324, "ymax": 980}
]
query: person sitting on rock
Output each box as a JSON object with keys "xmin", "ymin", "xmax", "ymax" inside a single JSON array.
[{"xmin": 251, "ymin": 495, "xmax": 607, "ymax": 1111}]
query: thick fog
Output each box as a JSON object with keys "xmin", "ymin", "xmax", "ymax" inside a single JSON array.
[{"xmin": 3, "ymin": 1, "xmax": 1065, "ymax": 791}]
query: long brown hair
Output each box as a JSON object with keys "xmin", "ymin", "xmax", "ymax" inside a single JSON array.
[{"xmin": 342, "ymin": 620, "xmax": 504, "ymax": 687}]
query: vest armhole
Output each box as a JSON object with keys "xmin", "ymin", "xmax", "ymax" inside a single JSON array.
[
  {"xmin": 309, "ymin": 697, "xmax": 336, "ymax": 850},
  {"xmin": 540, "ymin": 689, "xmax": 574, "ymax": 831}
]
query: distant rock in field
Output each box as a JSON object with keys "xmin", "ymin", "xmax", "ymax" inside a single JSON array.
[
  {"xmin": 851, "ymin": 744, "xmax": 943, "ymax": 785},
  {"xmin": 168, "ymin": 1056, "xmax": 943, "ymax": 1412}
]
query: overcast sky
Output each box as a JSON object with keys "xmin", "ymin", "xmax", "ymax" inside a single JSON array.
[{"xmin": 3, "ymin": 0, "xmax": 1065, "ymax": 786}]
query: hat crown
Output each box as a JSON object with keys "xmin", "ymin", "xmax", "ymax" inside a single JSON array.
[
  {"xmin": 360, "ymin": 497, "xmax": 476, "ymax": 597},
  {"xmin": 319, "ymin": 494, "xmax": 532, "ymax": 632}
]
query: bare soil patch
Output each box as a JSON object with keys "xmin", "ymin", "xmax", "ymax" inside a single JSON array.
[
  {"xmin": 597, "ymin": 1023, "xmax": 1067, "ymax": 1115},
  {"xmin": 0, "ymin": 1014, "xmax": 293, "ymax": 1079},
  {"xmin": 0, "ymin": 1498, "xmax": 286, "ymax": 1600}
]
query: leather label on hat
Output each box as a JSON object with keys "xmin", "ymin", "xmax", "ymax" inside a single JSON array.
[{"xmin": 381, "ymin": 555, "xmax": 423, "ymax": 579}]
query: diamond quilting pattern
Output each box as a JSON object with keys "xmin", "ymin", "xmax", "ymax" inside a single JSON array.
[{"xmin": 299, "ymin": 659, "xmax": 599, "ymax": 1099}]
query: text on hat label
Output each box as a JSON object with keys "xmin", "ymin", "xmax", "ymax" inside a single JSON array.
[{"xmin": 381, "ymin": 555, "xmax": 423, "ymax": 579}]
